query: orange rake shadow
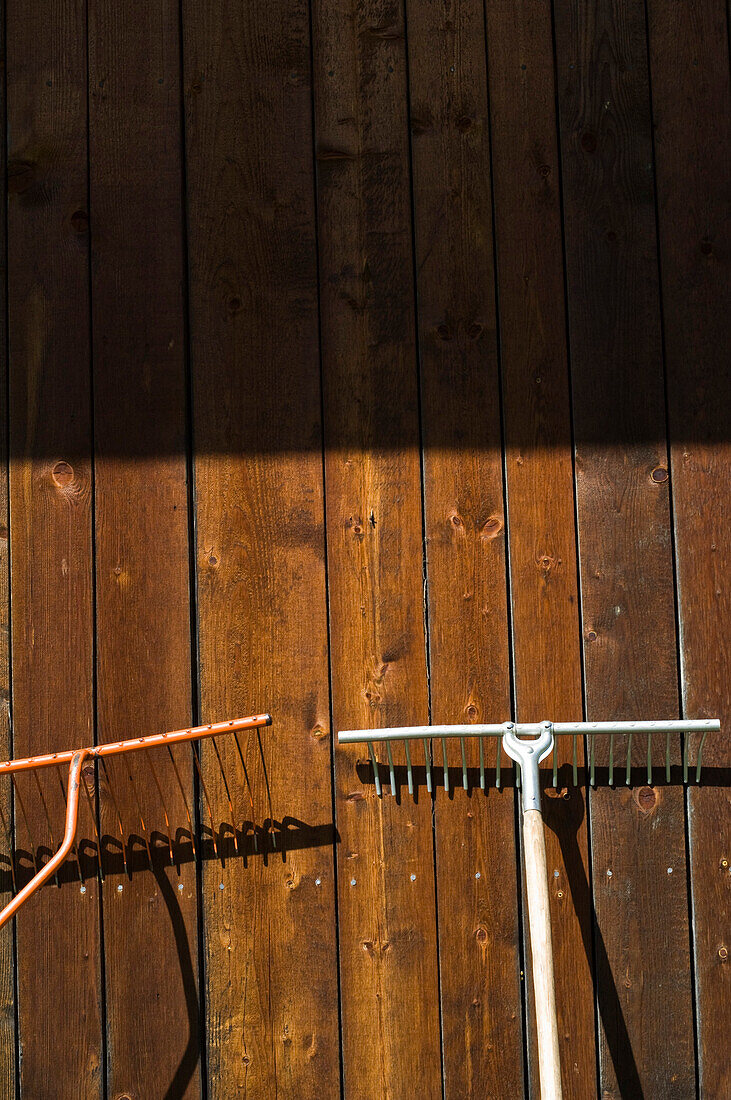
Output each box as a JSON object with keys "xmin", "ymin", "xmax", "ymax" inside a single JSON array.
[{"xmin": 0, "ymin": 713, "xmax": 271, "ymax": 929}]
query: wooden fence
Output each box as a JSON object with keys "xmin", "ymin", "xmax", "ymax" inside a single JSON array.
[{"xmin": 0, "ymin": 0, "xmax": 727, "ymax": 1096}]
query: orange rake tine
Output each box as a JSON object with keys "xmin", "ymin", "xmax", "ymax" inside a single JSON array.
[
  {"xmin": 123, "ymin": 757, "xmax": 153, "ymax": 867},
  {"xmin": 80, "ymin": 763, "xmax": 104, "ymax": 884},
  {"xmin": 210, "ymin": 736, "xmax": 240, "ymax": 855},
  {"xmin": 191, "ymin": 742, "xmax": 220, "ymax": 863},
  {"xmin": 100, "ymin": 757, "xmax": 130, "ymax": 878},
  {"xmin": 146, "ymin": 753, "xmax": 175, "ymax": 865},
  {"xmin": 166, "ymin": 745, "xmax": 197, "ymax": 860},
  {"xmin": 31, "ymin": 768, "xmax": 60, "ymax": 886},
  {"xmin": 233, "ymin": 730, "xmax": 259, "ymax": 852}
]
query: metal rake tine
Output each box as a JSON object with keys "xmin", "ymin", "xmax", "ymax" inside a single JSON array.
[
  {"xmin": 31, "ymin": 768, "xmax": 60, "ymax": 886},
  {"xmin": 232, "ymin": 731, "xmax": 259, "ymax": 850},
  {"xmin": 367, "ymin": 741, "xmax": 382, "ymax": 797},
  {"xmin": 404, "ymin": 740, "xmax": 414, "ymax": 797},
  {"xmin": 625, "ymin": 733, "xmax": 633, "ymax": 786},
  {"xmin": 123, "ymin": 757, "xmax": 153, "ymax": 867},
  {"xmin": 695, "ymin": 728, "xmax": 708, "ymax": 784},
  {"xmin": 441, "ymin": 736, "xmax": 449, "ymax": 794},
  {"xmin": 496, "ymin": 734, "xmax": 502, "ymax": 789},
  {"xmin": 256, "ymin": 729, "xmax": 276, "ymax": 850},
  {"xmin": 572, "ymin": 733, "xmax": 578, "ymax": 787},
  {"xmin": 99, "ymin": 758, "xmax": 130, "ymax": 878},
  {"xmin": 646, "ymin": 731, "xmax": 653, "ymax": 786},
  {"xmin": 589, "ymin": 734, "xmax": 596, "ymax": 786},
  {"xmin": 146, "ymin": 753, "xmax": 175, "ymax": 865},
  {"xmin": 80, "ymin": 763, "xmax": 104, "ymax": 884},
  {"xmin": 683, "ymin": 732, "xmax": 690, "ymax": 784},
  {"xmin": 210, "ymin": 736, "xmax": 240, "ymax": 855},
  {"xmin": 608, "ymin": 733, "xmax": 615, "ymax": 787},
  {"xmin": 422, "ymin": 738, "xmax": 432, "ymax": 795},
  {"xmin": 459, "ymin": 737, "xmax": 468, "ymax": 791},
  {"xmin": 0, "ymin": 790, "xmax": 17, "ymax": 893},
  {"xmin": 166, "ymin": 745, "xmax": 197, "ymax": 860},
  {"xmin": 665, "ymin": 730, "xmax": 671, "ymax": 783},
  {"xmin": 191, "ymin": 741, "xmax": 220, "ymax": 863},
  {"xmin": 479, "ymin": 736, "xmax": 485, "ymax": 790},
  {"xmin": 385, "ymin": 742, "xmax": 397, "ymax": 797},
  {"xmin": 11, "ymin": 774, "xmax": 40, "ymax": 875},
  {"xmin": 552, "ymin": 743, "xmax": 558, "ymax": 788}
]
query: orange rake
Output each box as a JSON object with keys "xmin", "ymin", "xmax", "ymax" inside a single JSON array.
[{"xmin": 0, "ymin": 712, "xmax": 272, "ymax": 929}]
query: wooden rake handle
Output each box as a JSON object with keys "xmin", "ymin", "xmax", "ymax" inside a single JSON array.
[
  {"xmin": 502, "ymin": 722, "xmax": 563, "ymax": 1100},
  {"xmin": 522, "ymin": 806, "xmax": 562, "ymax": 1099}
]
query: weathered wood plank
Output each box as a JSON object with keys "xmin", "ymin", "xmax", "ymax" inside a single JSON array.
[
  {"xmin": 647, "ymin": 2, "xmax": 730, "ymax": 1094},
  {"xmin": 6, "ymin": 0, "xmax": 102, "ymax": 1093},
  {"xmin": 405, "ymin": 1, "xmax": 523, "ymax": 1094},
  {"xmin": 484, "ymin": 3, "xmax": 597, "ymax": 1095},
  {"xmin": 183, "ymin": 2, "xmax": 340, "ymax": 1096},
  {"xmin": 312, "ymin": 1, "xmax": 442, "ymax": 1096},
  {"xmin": 87, "ymin": 4, "xmax": 198, "ymax": 1097},
  {"xmin": 0, "ymin": 8, "xmax": 16, "ymax": 1089},
  {"xmin": 554, "ymin": 2, "xmax": 695, "ymax": 1095}
]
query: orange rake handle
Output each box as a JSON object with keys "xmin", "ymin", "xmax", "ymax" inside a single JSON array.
[{"xmin": 0, "ymin": 714, "xmax": 271, "ymax": 929}]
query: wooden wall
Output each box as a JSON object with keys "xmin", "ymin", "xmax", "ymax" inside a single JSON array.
[{"xmin": 0, "ymin": 1, "xmax": 728, "ymax": 1096}]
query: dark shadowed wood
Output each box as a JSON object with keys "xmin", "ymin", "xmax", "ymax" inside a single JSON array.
[
  {"xmin": 183, "ymin": 2, "xmax": 340, "ymax": 1096},
  {"xmin": 554, "ymin": 2, "xmax": 695, "ymax": 1095},
  {"xmin": 6, "ymin": 1, "xmax": 102, "ymax": 1095},
  {"xmin": 405, "ymin": 1, "xmax": 523, "ymax": 1094},
  {"xmin": 312, "ymin": 1, "xmax": 442, "ymax": 1096},
  {"xmin": 0, "ymin": 11, "xmax": 16, "ymax": 1089},
  {"xmin": 647, "ymin": 2, "xmax": 730, "ymax": 1094},
  {"xmin": 87, "ymin": 4, "xmax": 199, "ymax": 1097},
  {"xmin": 485, "ymin": 2, "xmax": 597, "ymax": 1095}
]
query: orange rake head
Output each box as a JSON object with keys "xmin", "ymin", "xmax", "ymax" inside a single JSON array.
[{"xmin": 0, "ymin": 713, "xmax": 272, "ymax": 929}]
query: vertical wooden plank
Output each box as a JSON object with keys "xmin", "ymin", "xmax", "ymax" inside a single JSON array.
[
  {"xmin": 87, "ymin": 4, "xmax": 198, "ymax": 1097},
  {"xmin": 405, "ymin": 1, "xmax": 524, "ymax": 1095},
  {"xmin": 647, "ymin": 2, "xmax": 730, "ymax": 1094},
  {"xmin": 6, "ymin": 0, "xmax": 102, "ymax": 1094},
  {"xmin": 485, "ymin": 3, "xmax": 598, "ymax": 1095},
  {"xmin": 0, "ymin": 6, "xmax": 16, "ymax": 1089},
  {"xmin": 312, "ymin": 1, "xmax": 442, "ymax": 1096},
  {"xmin": 183, "ymin": 2, "xmax": 340, "ymax": 1096},
  {"xmin": 554, "ymin": 2, "xmax": 695, "ymax": 1095}
]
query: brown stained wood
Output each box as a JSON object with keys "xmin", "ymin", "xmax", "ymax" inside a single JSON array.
[
  {"xmin": 485, "ymin": 2, "xmax": 597, "ymax": 1095},
  {"xmin": 554, "ymin": 2, "xmax": 694, "ymax": 1096},
  {"xmin": 6, "ymin": 1, "xmax": 102, "ymax": 1094},
  {"xmin": 405, "ymin": 1, "xmax": 523, "ymax": 1093},
  {"xmin": 312, "ymin": 1, "xmax": 442, "ymax": 1096},
  {"xmin": 0, "ymin": 14, "xmax": 15, "ymax": 1090},
  {"xmin": 87, "ymin": 4, "xmax": 198, "ymax": 1097},
  {"xmin": 647, "ymin": 2, "xmax": 731, "ymax": 1094},
  {"xmin": 183, "ymin": 2, "xmax": 340, "ymax": 1096}
]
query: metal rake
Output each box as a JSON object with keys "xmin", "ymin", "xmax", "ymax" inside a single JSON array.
[
  {"xmin": 0, "ymin": 712, "xmax": 272, "ymax": 929},
  {"xmin": 338, "ymin": 717, "xmax": 721, "ymax": 1100}
]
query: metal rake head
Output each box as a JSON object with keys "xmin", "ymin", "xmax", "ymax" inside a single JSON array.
[
  {"xmin": 338, "ymin": 719, "xmax": 722, "ymax": 798},
  {"xmin": 0, "ymin": 713, "xmax": 272, "ymax": 929}
]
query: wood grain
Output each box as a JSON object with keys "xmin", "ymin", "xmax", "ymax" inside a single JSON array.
[
  {"xmin": 647, "ymin": 2, "xmax": 731, "ymax": 1094},
  {"xmin": 554, "ymin": 1, "xmax": 695, "ymax": 1095},
  {"xmin": 6, "ymin": 0, "xmax": 102, "ymax": 1094},
  {"xmin": 183, "ymin": 1, "xmax": 340, "ymax": 1095},
  {"xmin": 87, "ymin": 4, "xmax": 199, "ymax": 1097},
  {"xmin": 484, "ymin": 2, "xmax": 597, "ymax": 1094},
  {"xmin": 312, "ymin": 1, "xmax": 442, "ymax": 1095},
  {"xmin": 0, "ymin": 10, "xmax": 16, "ymax": 1089},
  {"xmin": 405, "ymin": 0, "xmax": 523, "ymax": 1093}
]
